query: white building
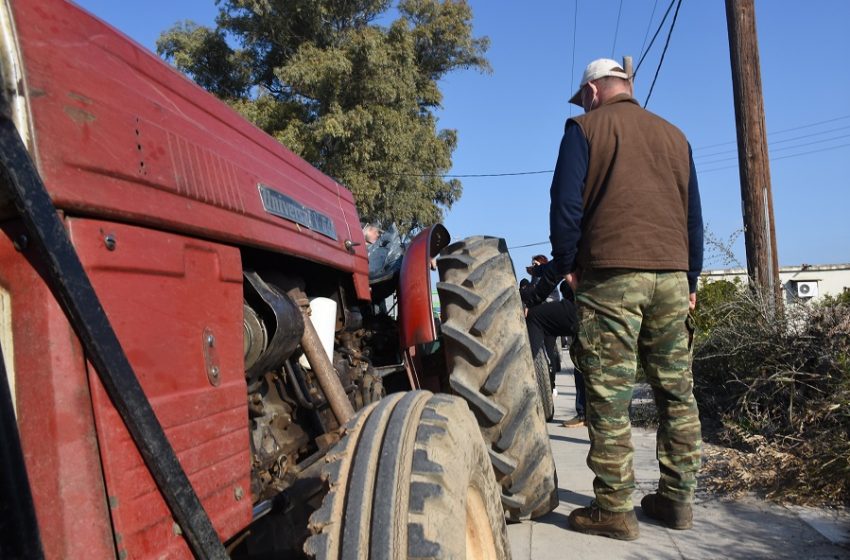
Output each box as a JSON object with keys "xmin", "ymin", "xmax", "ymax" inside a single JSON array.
[{"xmin": 701, "ymin": 263, "xmax": 850, "ymax": 303}]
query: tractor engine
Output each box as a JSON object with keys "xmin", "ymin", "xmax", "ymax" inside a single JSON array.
[{"xmin": 239, "ymin": 269, "xmax": 384, "ymax": 501}]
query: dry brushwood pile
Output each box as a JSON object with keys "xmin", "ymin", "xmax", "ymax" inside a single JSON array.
[{"xmin": 691, "ymin": 283, "xmax": 850, "ymax": 506}]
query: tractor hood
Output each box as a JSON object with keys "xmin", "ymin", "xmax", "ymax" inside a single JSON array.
[{"xmin": 1, "ymin": 0, "xmax": 370, "ymax": 300}]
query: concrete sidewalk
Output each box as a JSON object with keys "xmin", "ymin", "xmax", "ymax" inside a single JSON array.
[{"xmin": 508, "ymin": 363, "xmax": 850, "ymax": 560}]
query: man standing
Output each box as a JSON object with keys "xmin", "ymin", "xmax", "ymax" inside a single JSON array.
[
  {"xmin": 521, "ymin": 267, "xmax": 584, "ymax": 425},
  {"xmin": 527, "ymin": 255, "xmax": 563, "ymax": 388},
  {"xmin": 532, "ymin": 58, "xmax": 704, "ymax": 540}
]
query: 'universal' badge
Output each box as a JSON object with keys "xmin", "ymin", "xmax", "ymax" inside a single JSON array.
[{"xmin": 258, "ymin": 184, "xmax": 337, "ymax": 240}]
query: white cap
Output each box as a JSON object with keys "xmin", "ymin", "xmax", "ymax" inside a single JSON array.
[{"xmin": 569, "ymin": 58, "xmax": 630, "ymax": 106}]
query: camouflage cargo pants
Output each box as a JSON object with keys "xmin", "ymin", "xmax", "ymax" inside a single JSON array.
[{"xmin": 574, "ymin": 269, "xmax": 701, "ymax": 512}]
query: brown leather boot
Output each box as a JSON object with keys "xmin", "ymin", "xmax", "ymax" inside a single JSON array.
[
  {"xmin": 561, "ymin": 415, "xmax": 586, "ymax": 427},
  {"xmin": 568, "ymin": 503, "xmax": 640, "ymax": 540},
  {"xmin": 640, "ymin": 493, "xmax": 693, "ymax": 529}
]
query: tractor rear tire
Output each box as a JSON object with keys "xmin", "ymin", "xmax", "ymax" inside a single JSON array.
[
  {"xmin": 304, "ymin": 391, "xmax": 509, "ymax": 560},
  {"xmin": 437, "ymin": 236, "xmax": 558, "ymax": 520}
]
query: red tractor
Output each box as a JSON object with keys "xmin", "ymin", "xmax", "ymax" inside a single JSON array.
[{"xmin": 0, "ymin": 1, "xmax": 557, "ymax": 558}]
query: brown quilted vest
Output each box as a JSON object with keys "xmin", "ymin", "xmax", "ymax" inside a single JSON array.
[{"xmin": 571, "ymin": 94, "xmax": 691, "ymax": 272}]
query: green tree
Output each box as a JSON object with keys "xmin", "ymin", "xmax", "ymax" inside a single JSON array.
[
  {"xmin": 693, "ymin": 277, "xmax": 744, "ymax": 339},
  {"xmin": 157, "ymin": 0, "xmax": 490, "ymax": 232}
]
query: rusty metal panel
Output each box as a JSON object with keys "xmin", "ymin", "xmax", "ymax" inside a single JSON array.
[
  {"xmin": 69, "ymin": 218, "xmax": 251, "ymax": 559},
  {"xmin": 8, "ymin": 0, "xmax": 370, "ymax": 301}
]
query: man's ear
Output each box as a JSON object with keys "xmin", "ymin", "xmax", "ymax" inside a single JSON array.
[{"xmin": 583, "ymin": 81, "xmax": 599, "ymax": 111}]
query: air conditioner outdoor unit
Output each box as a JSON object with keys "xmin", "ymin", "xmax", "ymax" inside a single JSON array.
[{"xmin": 795, "ymin": 281, "xmax": 819, "ymax": 298}]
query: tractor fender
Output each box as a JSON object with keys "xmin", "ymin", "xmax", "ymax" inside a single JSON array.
[{"xmin": 397, "ymin": 224, "xmax": 450, "ymax": 349}]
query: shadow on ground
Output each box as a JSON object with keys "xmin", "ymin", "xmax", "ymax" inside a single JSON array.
[{"xmin": 549, "ymin": 433, "xmax": 589, "ymax": 445}]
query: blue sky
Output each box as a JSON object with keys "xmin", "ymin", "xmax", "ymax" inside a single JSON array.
[{"xmin": 74, "ymin": 0, "xmax": 849, "ymax": 272}]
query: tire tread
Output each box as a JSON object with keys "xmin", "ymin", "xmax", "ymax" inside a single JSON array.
[{"xmin": 438, "ymin": 236, "xmax": 558, "ymax": 520}]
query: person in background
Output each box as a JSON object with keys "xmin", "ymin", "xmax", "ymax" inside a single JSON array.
[
  {"xmin": 527, "ymin": 255, "xmax": 562, "ymax": 391},
  {"xmin": 528, "ymin": 57, "xmax": 703, "ymax": 541},
  {"xmin": 363, "ymin": 224, "xmax": 381, "ymax": 245},
  {"xmin": 520, "ymin": 257, "xmax": 578, "ymax": 418},
  {"xmin": 521, "ymin": 272, "xmax": 583, "ymax": 425}
]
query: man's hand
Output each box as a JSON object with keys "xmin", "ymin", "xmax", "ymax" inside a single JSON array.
[
  {"xmin": 689, "ymin": 291, "xmax": 697, "ymax": 311},
  {"xmin": 525, "ymin": 264, "xmax": 538, "ymax": 276},
  {"xmin": 565, "ymin": 270, "xmax": 580, "ymax": 291}
]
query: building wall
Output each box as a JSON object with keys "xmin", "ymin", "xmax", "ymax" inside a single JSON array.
[{"xmin": 701, "ymin": 263, "xmax": 850, "ymax": 303}]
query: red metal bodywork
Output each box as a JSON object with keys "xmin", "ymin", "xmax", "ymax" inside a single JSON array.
[
  {"xmin": 10, "ymin": 0, "xmax": 370, "ymax": 301},
  {"xmin": 3, "ymin": 0, "xmax": 376, "ymax": 557},
  {"xmin": 397, "ymin": 225, "xmax": 450, "ymax": 390},
  {"xmin": 77, "ymin": 219, "xmax": 251, "ymax": 558},
  {"xmin": 2, "ymin": 217, "xmax": 253, "ymax": 559},
  {"xmin": 0, "ymin": 223, "xmax": 116, "ymax": 559},
  {"xmin": 398, "ymin": 224, "xmax": 450, "ymax": 349}
]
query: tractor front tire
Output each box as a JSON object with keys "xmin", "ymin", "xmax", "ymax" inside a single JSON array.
[{"xmin": 304, "ymin": 391, "xmax": 509, "ymax": 559}]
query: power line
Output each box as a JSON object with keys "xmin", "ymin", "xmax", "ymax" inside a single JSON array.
[
  {"xmin": 770, "ymin": 125, "xmax": 850, "ymax": 144},
  {"xmin": 693, "ymin": 133, "xmax": 850, "ymax": 169},
  {"xmin": 634, "ymin": 0, "xmax": 676, "ymax": 77},
  {"xmin": 508, "ymin": 240, "xmax": 551, "ymax": 250},
  {"xmin": 510, "ymin": 140, "xmax": 850, "ymax": 249},
  {"xmin": 363, "ymin": 112, "xmax": 850, "ymax": 180},
  {"xmin": 611, "ymin": 0, "xmax": 624, "ymax": 58},
  {"xmin": 696, "ymin": 129, "xmax": 850, "ymax": 164},
  {"xmin": 569, "ymin": 0, "xmax": 578, "ymax": 117},
  {"xmin": 644, "ymin": 0, "xmax": 684, "ymax": 108},
  {"xmin": 638, "ymin": 0, "xmax": 661, "ymax": 63},
  {"xmin": 769, "ymin": 114, "xmax": 850, "ymax": 135},
  {"xmin": 372, "ymin": 134, "xmax": 848, "ymax": 179},
  {"xmin": 695, "ymin": 125, "xmax": 850, "ymax": 162},
  {"xmin": 693, "ymin": 114, "xmax": 850, "ymax": 151},
  {"xmin": 770, "ymin": 141, "xmax": 850, "ymax": 161},
  {"xmin": 768, "ymin": 132, "xmax": 850, "ymax": 152},
  {"xmin": 391, "ymin": 135, "xmax": 849, "ymax": 180},
  {"xmin": 700, "ymin": 142, "xmax": 850, "ymax": 174},
  {"xmin": 371, "ymin": 169, "xmax": 555, "ymax": 179},
  {"xmin": 692, "ymin": 114, "xmax": 850, "ymax": 153}
]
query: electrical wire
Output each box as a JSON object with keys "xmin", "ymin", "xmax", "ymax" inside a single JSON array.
[
  {"xmin": 695, "ymin": 128, "xmax": 850, "ymax": 165},
  {"xmin": 644, "ymin": 0, "xmax": 684, "ymax": 108},
  {"xmin": 766, "ymin": 142, "xmax": 850, "ymax": 162},
  {"xmin": 507, "ymin": 240, "xmax": 551, "ymax": 250},
  {"xmin": 698, "ymin": 136, "xmax": 850, "ymax": 175},
  {"xmin": 704, "ymin": 135, "xmax": 850, "ymax": 167},
  {"xmin": 361, "ymin": 113, "xmax": 850, "ymax": 180},
  {"xmin": 369, "ymin": 135, "xmax": 849, "ymax": 179},
  {"xmin": 509, "ymin": 139, "xmax": 850, "ymax": 248},
  {"xmin": 611, "ymin": 0, "xmax": 624, "ymax": 58},
  {"xmin": 369, "ymin": 169, "xmax": 554, "ymax": 179},
  {"xmin": 569, "ymin": 0, "xmax": 578, "ymax": 117},
  {"xmin": 638, "ymin": 0, "xmax": 660, "ymax": 63},
  {"xmin": 693, "ymin": 114, "xmax": 850, "ymax": 151},
  {"xmin": 634, "ymin": 0, "xmax": 676, "ymax": 77}
]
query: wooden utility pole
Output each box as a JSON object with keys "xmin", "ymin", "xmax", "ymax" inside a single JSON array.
[{"xmin": 725, "ymin": 0, "xmax": 781, "ymax": 310}]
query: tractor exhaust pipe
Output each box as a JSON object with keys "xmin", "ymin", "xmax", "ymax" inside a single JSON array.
[{"xmin": 290, "ymin": 289, "xmax": 355, "ymax": 426}]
